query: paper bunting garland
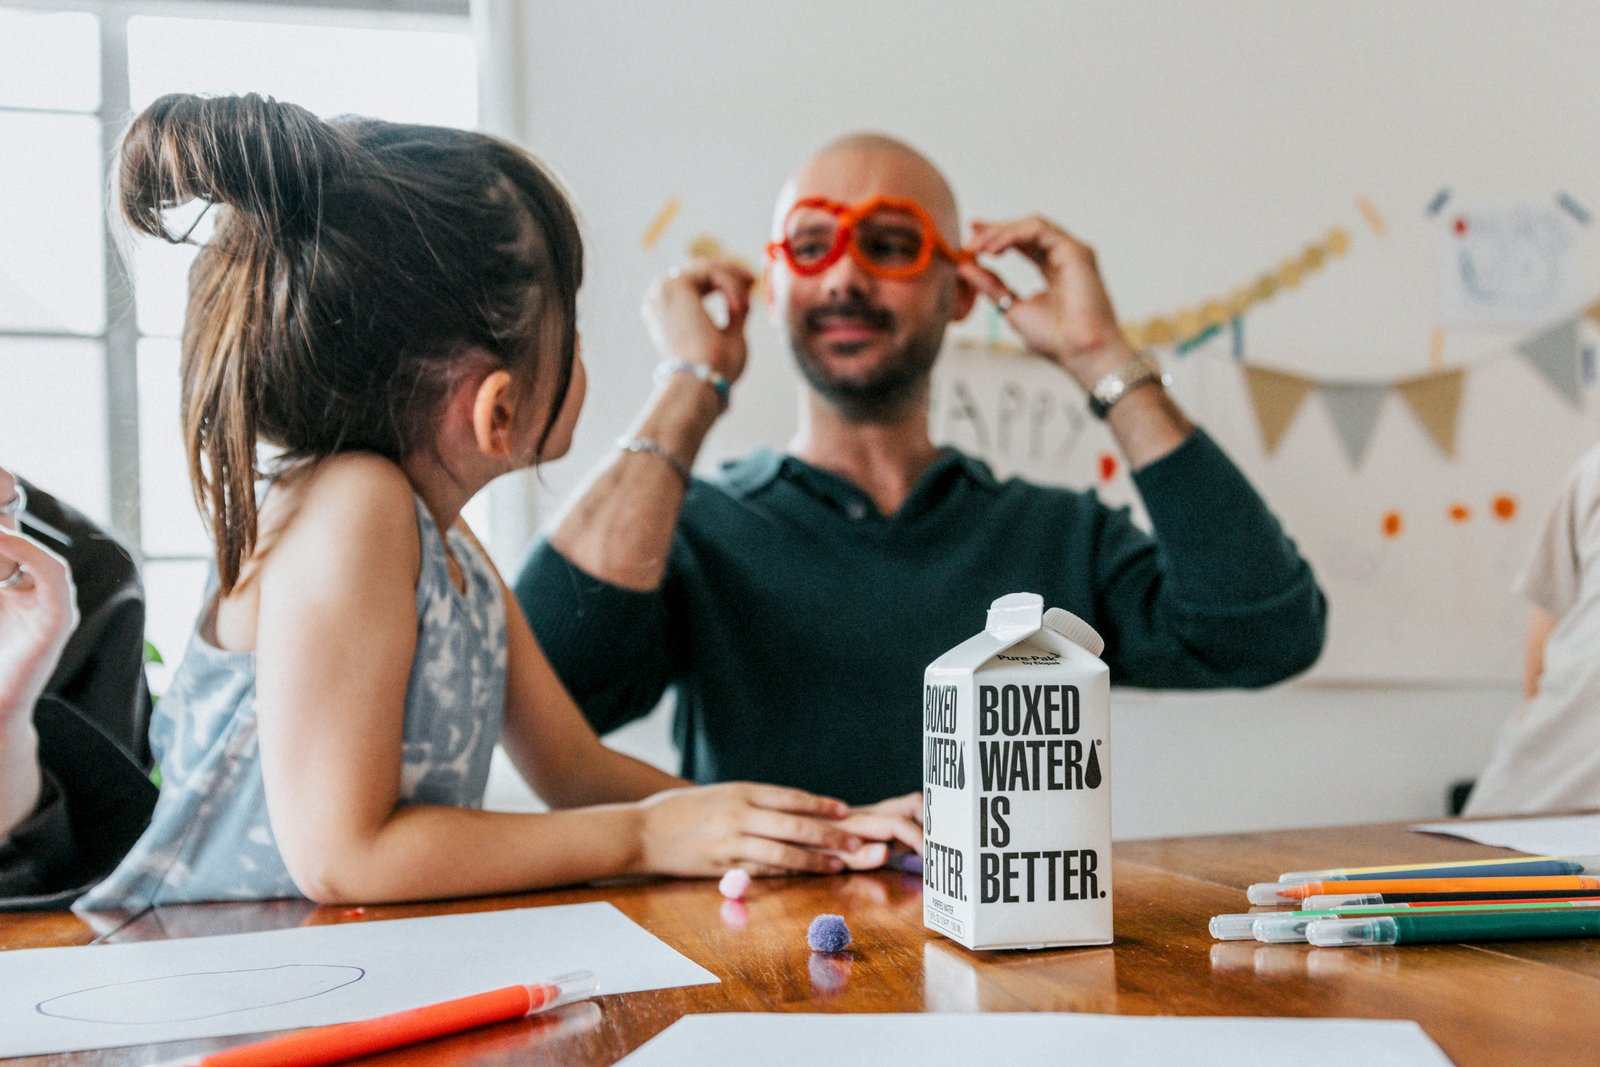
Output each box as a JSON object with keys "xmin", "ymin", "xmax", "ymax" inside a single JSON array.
[
  {"xmin": 1230, "ymin": 304, "xmax": 1589, "ymax": 468},
  {"xmin": 1319, "ymin": 382, "xmax": 1389, "ymax": 467},
  {"xmin": 1242, "ymin": 367, "xmax": 1314, "ymax": 455},
  {"xmin": 1515, "ymin": 318, "xmax": 1584, "ymax": 408},
  {"xmin": 1396, "ymin": 370, "xmax": 1466, "ymax": 456}
]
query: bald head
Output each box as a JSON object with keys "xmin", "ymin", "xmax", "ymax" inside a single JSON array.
[{"xmin": 773, "ymin": 133, "xmax": 961, "ymax": 246}]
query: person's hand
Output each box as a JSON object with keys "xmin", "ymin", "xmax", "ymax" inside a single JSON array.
[
  {"xmin": 635, "ymin": 781, "xmax": 879, "ymax": 877},
  {"xmin": 0, "ymin": 471, "xmax": 77, "ymax": 728},
  {"xmin": 959, "ymin": 216, "xmax": 1137, "ymax": 389},
  {"xmin": 833, "ymin": 790, "xmax": 924, "ymax": 870},
  {"xmin": 642, "ymin": 258, "xmax": 755, "ymax": 385}
]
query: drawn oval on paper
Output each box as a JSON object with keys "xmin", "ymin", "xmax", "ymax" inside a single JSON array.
[{"xmin": 36, "ymin": 964, "xmax": 365, "ymax": 1024}]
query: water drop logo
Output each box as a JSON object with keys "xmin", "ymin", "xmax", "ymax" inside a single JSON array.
[{"xmin": 1084, "ymin": 742, "xmax": 1103, "ymax": 789}]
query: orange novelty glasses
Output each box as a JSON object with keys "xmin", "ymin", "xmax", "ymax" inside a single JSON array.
[{"xmin": 765, "ymin": 196, "xmax": 973, "ymax": 281}]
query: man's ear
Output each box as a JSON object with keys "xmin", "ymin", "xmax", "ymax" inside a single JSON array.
[
  {"xmin": 471, "ymin": 369, "xmax": 518, "ymax": 459},
  {"xmin": 950, "ymin": 271, "xmax": 979, "ymax": 322}
]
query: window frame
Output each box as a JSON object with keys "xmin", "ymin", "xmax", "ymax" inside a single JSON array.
[{"xmin": 0, "ymin": 0, "xmax": 473, "ymax": 565}]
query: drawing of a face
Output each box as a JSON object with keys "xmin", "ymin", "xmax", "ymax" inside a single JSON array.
[
  {"xmin": 36, "ymin": 964, "xmax": 365, "ymax": 1024},
  {"xmin": 1453, "ymin": 204, "xmax": 1569, "ymax": 312}
]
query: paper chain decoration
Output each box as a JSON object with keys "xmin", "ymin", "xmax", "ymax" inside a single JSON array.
[{"xmin": 1119, "ymin": 228, "xmax": 1352, "ymax": 350}]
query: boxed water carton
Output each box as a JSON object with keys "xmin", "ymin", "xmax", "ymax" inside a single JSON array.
[{"xmin": 922, "ymin": 592, "xmax": 1112, "ymax": 951}]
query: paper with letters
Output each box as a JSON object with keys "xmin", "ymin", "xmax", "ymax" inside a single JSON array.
[
  {"xmin": 1411, "ymin": 813, "xmax": 1600, "ymax": 858},
  {"xmin": 0, "ymin": 902, "xmax": 716, "ymax": 1058},
  {"xmin": 615, "ymin": 1013, "xmax": 1454, "ymax": 1066}
]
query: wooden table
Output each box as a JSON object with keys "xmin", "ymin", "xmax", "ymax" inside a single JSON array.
[{"xmin": 5, "ymin": 819, "xmax": 1598, "ymax": 1065}]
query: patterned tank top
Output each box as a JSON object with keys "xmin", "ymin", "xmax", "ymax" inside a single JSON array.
[{"xmin": 77, "ymin": 493, "xmax": 506, "ymax": 909}]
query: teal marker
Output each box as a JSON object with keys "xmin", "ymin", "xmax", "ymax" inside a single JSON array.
[
  {"xmin": 1308, "ymin": 909, "xmax": 1600, "ymax": 947},
  {"xmin": 1208, "ymin": 899, "xmax": 1600, "ymax": 942}
]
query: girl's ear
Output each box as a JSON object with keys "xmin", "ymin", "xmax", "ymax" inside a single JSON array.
[{"xmin": 470, "ymin": 369, "xmax": 518, "ymax": 459}]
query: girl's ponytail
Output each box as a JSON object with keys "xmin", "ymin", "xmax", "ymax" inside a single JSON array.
[
  {"xmin": 117, "ymin": 94, "xmax": 354, "ymax": 592},
  {"xmin": 116, "ymin": 95, "xmax": 583, "ymax": 595}
]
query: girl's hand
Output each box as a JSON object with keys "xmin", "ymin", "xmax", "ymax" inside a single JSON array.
[
  {"xmin": 836, "ymin": 790, "xmax": 925, "ymax": 864},
  {"xmin": 636, "ymin": 782, "xmax": 873, "ymax": 877}
]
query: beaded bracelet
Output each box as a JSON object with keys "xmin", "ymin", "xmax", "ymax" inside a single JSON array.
[
  {"xmin": 654, "ymin": 359, "xmax": 730, "ymax": 409},
  {"xmin": 616, "ymin": 436, "xmax": 691, "ymax": 487}
]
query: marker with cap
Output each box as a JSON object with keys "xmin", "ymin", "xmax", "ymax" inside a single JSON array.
[
  {"xmin": 1247, "ymin": 875, "xmax": 1600, "ymax": 906},
  {"xmin": 1307, "ymin": 910, "xmax": 1600, "ymax": 947},
  {"xmin": 155, "ymin": 971, "xmax": 598, "ymax": 1067},
  {"xmin": 1275, "ymin": 856, "xmax": 1593, "ymax": 884},
  {"xmin": 1303, "ymin": 888, "xmax": 1600, "ymax": 909},
  {"xmin": 1250, "ymin": 900, "xmax": 1600, "ymax": 943},
  {"xmin": 1208, "ymin": 897, "xmax": 1600, "ymax": 941}
]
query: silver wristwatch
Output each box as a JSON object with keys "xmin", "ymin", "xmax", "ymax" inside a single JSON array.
[{"xmin": 1087, "ymin": 351, "xmax": 1167, "ymax": 420}]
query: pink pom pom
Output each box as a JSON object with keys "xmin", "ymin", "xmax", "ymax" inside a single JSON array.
[{"xmin": 719, "ymin": 868, "xmax": 752, "ymax": 899}]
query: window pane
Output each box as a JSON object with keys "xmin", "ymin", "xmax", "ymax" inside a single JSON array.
[
  {"xmin": 127, "ymin": 17, "xmax": 477, "ymax": 126},
  {"xmin": 0, "ymin": 8, "xmax": 99, "ymax": 112},
  {"xmin": 133, "ymin": 238, "xmax": 199, "ymax": 340},
  {"xmin": 0, "ymin": 112, "xmax": 105, "ymax": 334},
  {"xmin": 137, "ymin": 339, "xmax": 212, "ymax": 556},
  {"xmin": 142, "ymin": 558, "xmax": 210, "ymax": 697},
  {"xmin": 0, "ymin": 337, "xmax": 108, "ymax": 524}
]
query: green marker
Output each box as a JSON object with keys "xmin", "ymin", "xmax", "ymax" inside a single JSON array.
[
  {"xmin": 1209, "ymin": 899, "xmax": 1600, "ymax": 942},
  {"xmin": 1308, "ymin": 909, "xmax": 1600, "ymax": 947}
]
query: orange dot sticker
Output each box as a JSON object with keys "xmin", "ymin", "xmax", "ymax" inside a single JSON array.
[
  {"xmin": 1098, "ymin": 452, "xmax": 1118, "ymax": 482},
  {"xmin": 1492, "ymin": 495, "xmax": 1518, "ymax": 521},
  {"xmin": 1448, "ymin": 503, "xmax": 1471, "ymax": 523},
  {"xmin": 1382, "ymin": 510, "xmax": 1403, "ymax": 538}
]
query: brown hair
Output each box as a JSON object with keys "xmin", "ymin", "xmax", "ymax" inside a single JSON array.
[{"xmin": 117, "ymin": 93, "xmax": 582, "ymax": 592}]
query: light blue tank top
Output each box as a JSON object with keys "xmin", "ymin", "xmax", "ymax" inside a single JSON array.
[{"xmin": 77, "ymin": 494, "xmax": 506, "ymax": 909}]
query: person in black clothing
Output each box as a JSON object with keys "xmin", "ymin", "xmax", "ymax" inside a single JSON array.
[{"xmin": 0, "ymin": 467, "xmax": 157, "ymax": 908}]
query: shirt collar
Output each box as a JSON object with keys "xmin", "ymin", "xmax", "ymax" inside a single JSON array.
[{"xmin": 718, "ymin": 445, "xmax": 999, "ymax": 502}]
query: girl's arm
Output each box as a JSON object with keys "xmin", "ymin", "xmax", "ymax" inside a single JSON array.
[{"xmin": 253, "ymin": 457, "xmax": 864, "ymax": 904}]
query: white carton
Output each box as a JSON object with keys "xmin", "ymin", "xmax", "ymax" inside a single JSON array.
[{"xmin": 922, "ymin": 592, "xmax": 1112, "ymax": 951}]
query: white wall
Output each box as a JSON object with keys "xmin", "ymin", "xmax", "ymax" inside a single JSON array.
[{"xmin": 484, "ymin": 0, "xmax": 1597, "ymax": 836}]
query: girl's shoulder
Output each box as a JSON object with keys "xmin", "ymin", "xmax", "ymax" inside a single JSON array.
[
  {"xmin": 214, "ymin": 454, "xmax": 421, "ymax": 653},
  {"xmin": 264, "ymin": 454, "xmax": 419, "ymax": 548}
]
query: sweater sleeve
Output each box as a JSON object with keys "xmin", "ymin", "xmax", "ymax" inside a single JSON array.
[
  {"xmin": 512, "ymin": 539, "xmax": 675, "ymax": 734},
  {"xmin": 1094, "ymin": 429, "xmax": 1327, "ymax": 688}
]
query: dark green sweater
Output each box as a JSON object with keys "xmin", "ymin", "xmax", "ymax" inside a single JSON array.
[{"xmin": 514, "ymin": 430, "xmax": 1325, "ymax": 805}]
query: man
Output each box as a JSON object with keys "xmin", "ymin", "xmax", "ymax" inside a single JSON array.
[{"xmin": 514, "ymin": 134, "xmax": 1325, "ymax": 810}]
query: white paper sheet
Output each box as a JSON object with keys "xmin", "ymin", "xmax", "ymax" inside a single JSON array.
[
  {"xmin": 0, "ymin": 902, "xmax": 717, "ymax": 1058},
  {"xmin": 1410, "ymin": 814, "xmax": 1600, "ymax": 858},
  {"xmin": 616, "ymin": 1013, "xmax": 1454, "ymax": 1067}
]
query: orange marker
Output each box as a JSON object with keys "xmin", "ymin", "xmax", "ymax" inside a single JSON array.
[
  {"xmin": 1249, "ymin": 876, "xmax": 1600, "ymax": 906},
  {"xmin": 161, "ymin": 971, "xmax": 597, "ymax": 1067}
]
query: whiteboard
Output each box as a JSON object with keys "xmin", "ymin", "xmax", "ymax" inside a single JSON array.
[{"xmin": 510, "ymin": 0, "xmax": 1600, "ymax": 682}]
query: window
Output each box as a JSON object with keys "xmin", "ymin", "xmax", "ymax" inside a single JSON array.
[{"xmin": 0, "ymin": 0, "xmax": 477, "ymax": 685}]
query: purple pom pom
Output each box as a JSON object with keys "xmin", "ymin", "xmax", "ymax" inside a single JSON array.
[{"xmin": 807, "ymin": 913, "xmax": 852, "ymax": 953}]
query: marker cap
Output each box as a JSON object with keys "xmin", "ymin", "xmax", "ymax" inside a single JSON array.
[
  {"xmin": 1208, "ymin": 914, "xmax": 1262, "ymax": 940},
  {"xmin": 1247, "ymin": 882, "xmax": 1297, "ymax": 906},
  {"xmin": 528, "ymin": 971, "xmax": 600, "ymax": 1014},
  {"xmin": 1305, "ymin": 917, "xmax": 1401, "ymax": 948},
  {"xmin": 1252, "ymin": 916, "xmax": 1314, "ymax": 943}
]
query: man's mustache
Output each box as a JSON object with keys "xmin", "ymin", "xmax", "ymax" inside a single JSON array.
[{"xmin": 804, "ymin": 299, "xmax": 893, "ymax": 332}]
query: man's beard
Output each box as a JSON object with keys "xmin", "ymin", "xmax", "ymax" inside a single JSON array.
[{"xmin": 789, "ymin": 293, "xmax": 947, "ymax": 422}]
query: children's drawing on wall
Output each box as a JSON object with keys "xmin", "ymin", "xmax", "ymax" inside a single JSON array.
[{"xmin": 1441, "ymin": 197, "xmax": 1586, "ymax": 327}]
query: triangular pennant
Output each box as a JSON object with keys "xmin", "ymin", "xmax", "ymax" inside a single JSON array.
[
  {"xmin": 1515, "ymin": 317, "xmax": 1583, "ymax": 407},
  {"xmin": 1319, "ymin": 382, "xmax": 1389, "ymax": 468},
  {"xmin": 1396, "ymin": 369, "xmax": 1467, "ymax": 457},
  {"xmin": 1242, "ymin": 366, "xmax": 1314, "ymax": 455}
]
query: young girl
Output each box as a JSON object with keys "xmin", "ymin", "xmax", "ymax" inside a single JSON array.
[{"xmin": 78, "ymin": 93, "xmax": 899, "ymax": 909}]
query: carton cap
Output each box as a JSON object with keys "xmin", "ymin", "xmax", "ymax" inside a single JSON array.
[{"xmin": 1043, "ymin": 607, "xmax": 1105, "ymax": 658}]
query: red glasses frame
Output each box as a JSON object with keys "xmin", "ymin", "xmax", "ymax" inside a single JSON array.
[{"xmin": 765, "ymin": 195, "xmax": 973, "ymax": 281}]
